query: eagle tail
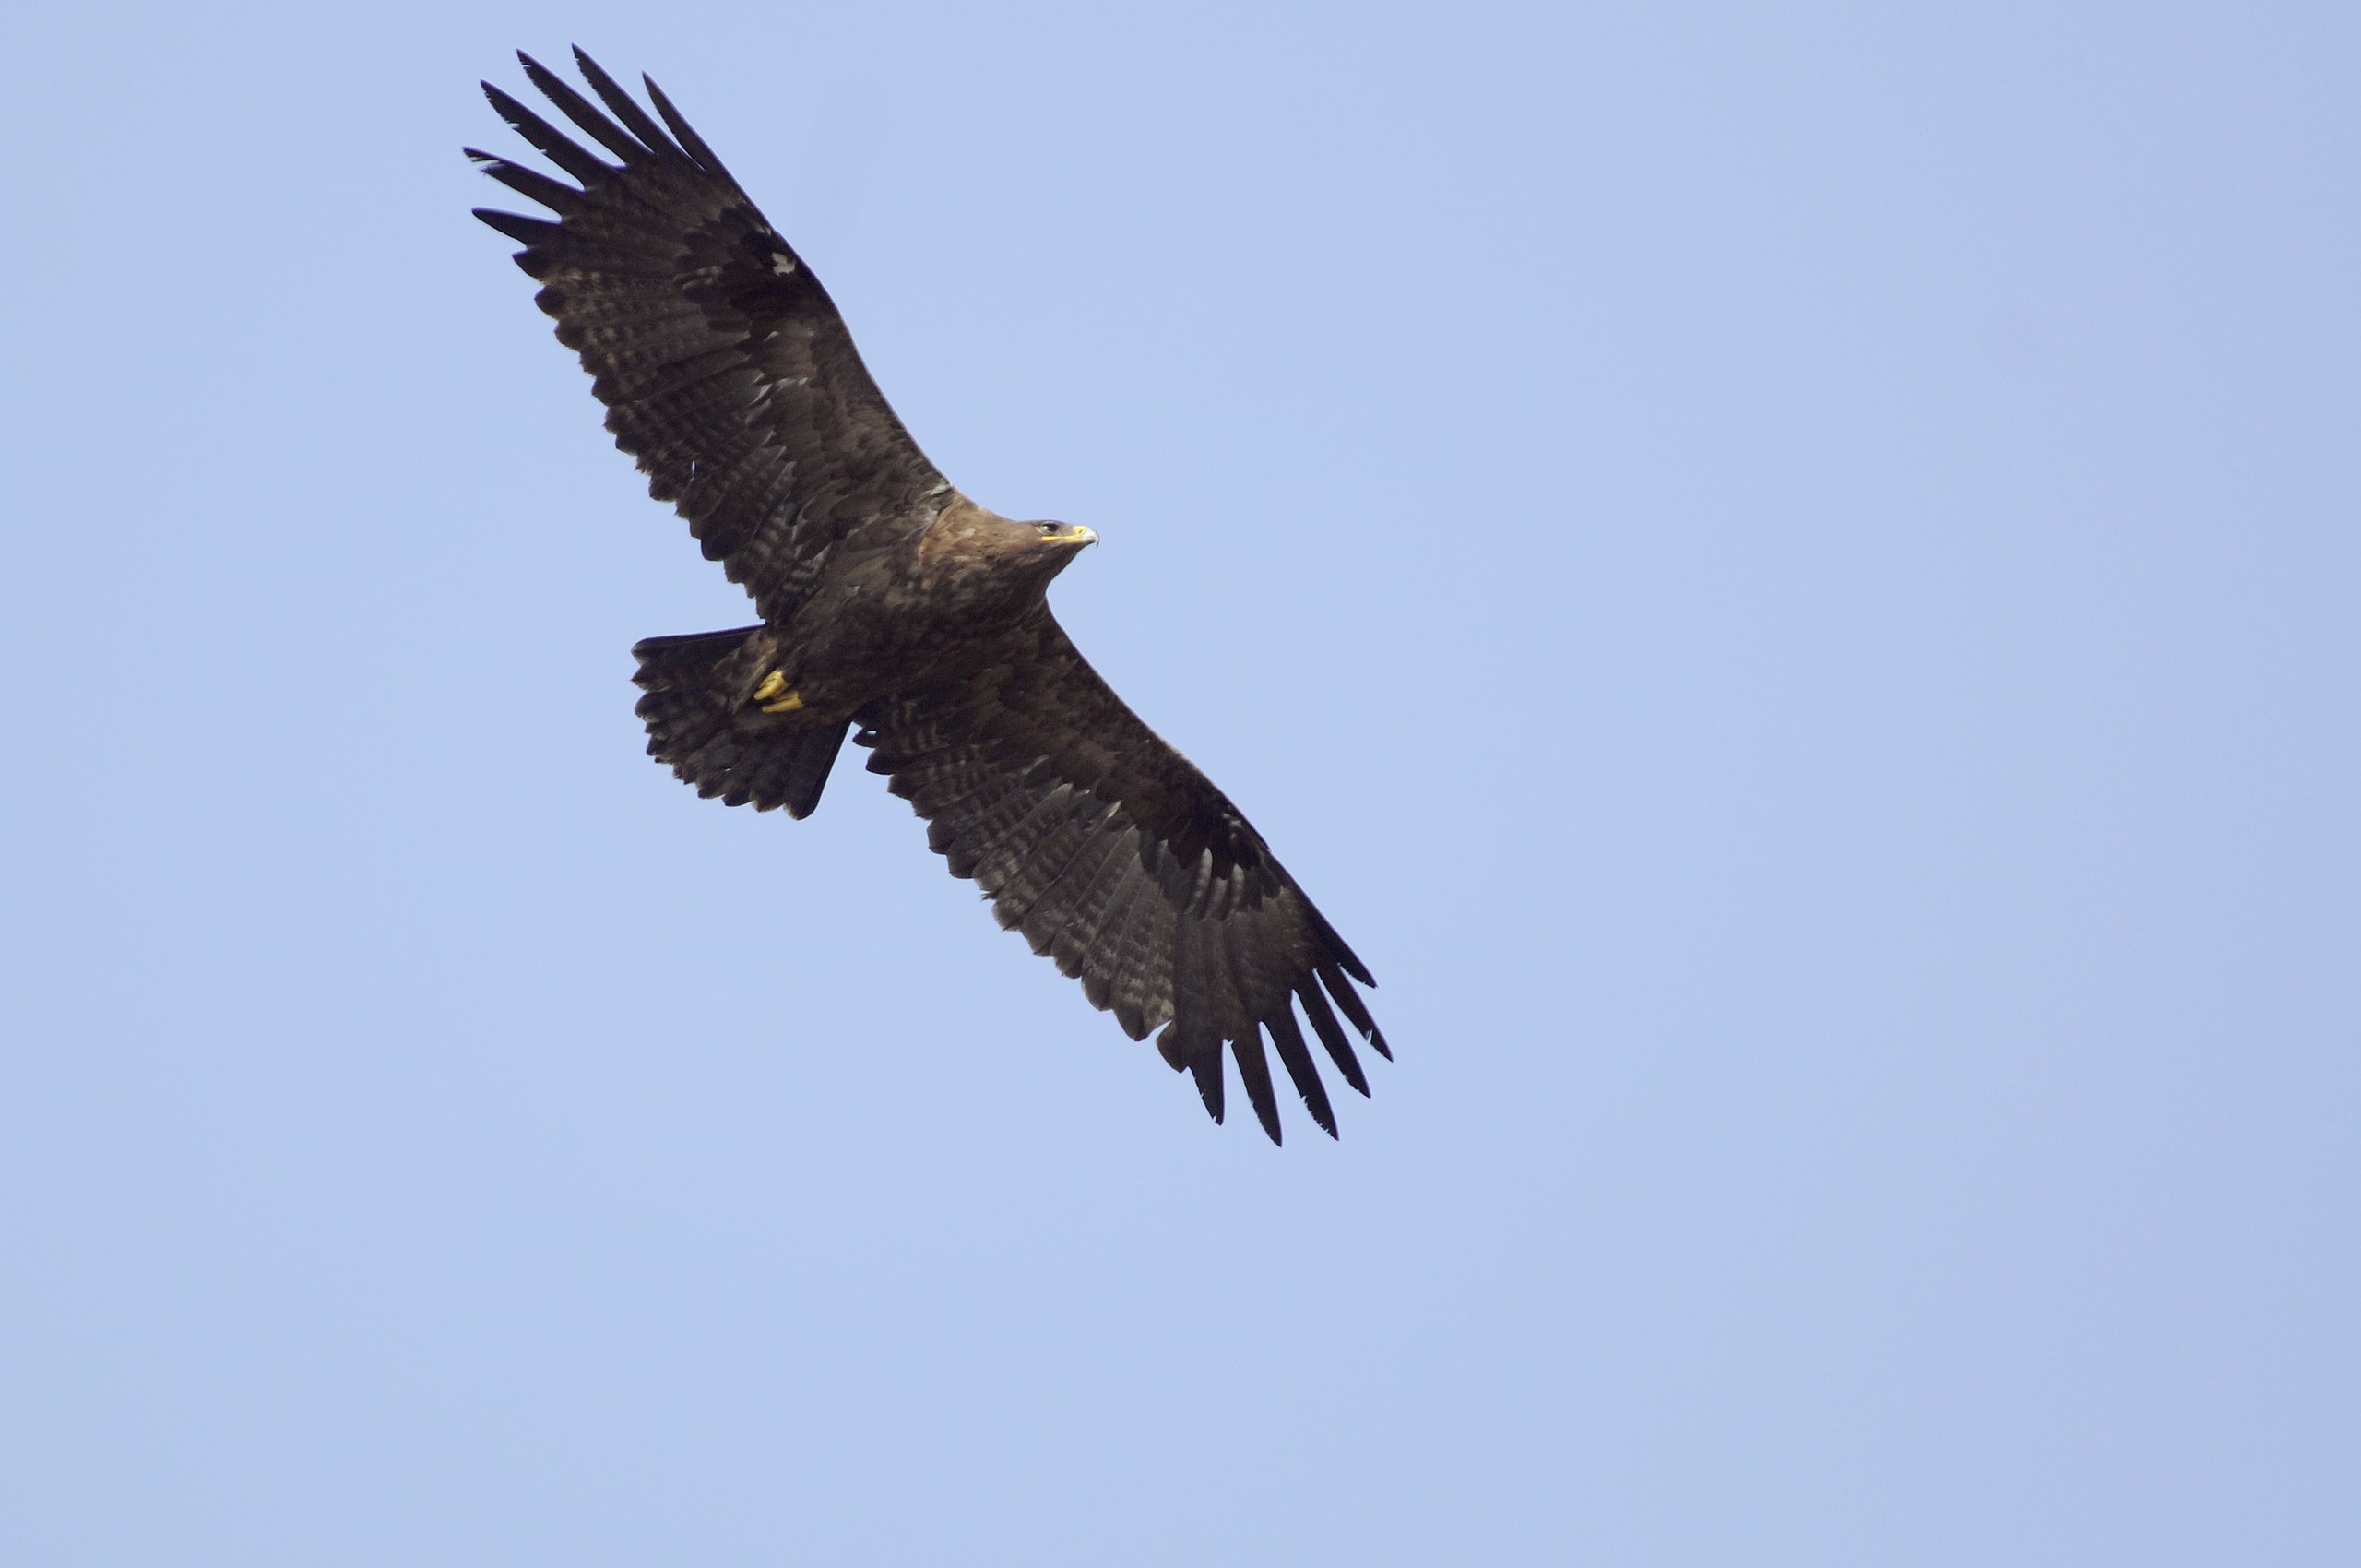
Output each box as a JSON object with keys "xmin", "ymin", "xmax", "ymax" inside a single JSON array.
[{"xmin": 630, "ymin": 626, "xmax": 848, "ymax": 819}]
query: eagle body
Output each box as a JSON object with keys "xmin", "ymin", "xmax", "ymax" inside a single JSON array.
[
  {"xmin": 664, "ymin": 499, "xmax": 1092, "ymax": 731},
  {"xmin": 473, "ymin": 51, "xmax": 1389, "ymax": 1142}
]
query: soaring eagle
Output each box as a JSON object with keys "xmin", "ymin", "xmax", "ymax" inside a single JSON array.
[{"xmin": 471, "ymin": 51, "xmax": 1387, "ymax": 1142}]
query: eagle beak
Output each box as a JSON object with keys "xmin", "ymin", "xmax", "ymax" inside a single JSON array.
[{"xmin": 1055, "ymin": 525, "xmax": 1097, "ymax": 547}]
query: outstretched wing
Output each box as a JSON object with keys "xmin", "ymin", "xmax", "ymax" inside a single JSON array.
[
  {"xmin": 470, "ymin": 50, "xmax": 951, "ymax": 623},
  {"xmin": 857, "ymin": 618, "xmax": 1388, "ymax": 1144}
]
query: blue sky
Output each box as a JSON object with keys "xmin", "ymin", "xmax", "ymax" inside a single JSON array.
[{"xmin": 3, "ymin": 2, "xmax": 2355, "ymax": 1562}]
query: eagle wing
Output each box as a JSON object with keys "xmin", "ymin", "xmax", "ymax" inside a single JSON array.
[
  {"xmin": 470, "ymin": 51, "xmax": 949, "ymax": 623},
  {"xmin": 858, "ymin": 618, "xmax": 1387, "ymax": 1143}
]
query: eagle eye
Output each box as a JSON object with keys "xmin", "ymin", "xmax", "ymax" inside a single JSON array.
[{"xmin": 1037, "ymin": 522, "xmax": 1062, "ymax": 536}]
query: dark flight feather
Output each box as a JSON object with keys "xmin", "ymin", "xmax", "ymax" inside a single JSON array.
[
  {"xmin": 475, "ymin": 52, "xmax": 950, "ymax": 624},
  {"xmin": 855, "ymin": 620, "xmax": 1382, "ymax": 1140}
]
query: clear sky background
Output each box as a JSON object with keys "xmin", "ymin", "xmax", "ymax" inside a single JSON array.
[{"xmin": 3, "ymin": 3, "xmax": 2354, "ymax": 1563}]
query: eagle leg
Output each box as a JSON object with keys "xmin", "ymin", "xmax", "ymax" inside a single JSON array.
[{"xmin": 752, "ymin": 670, "xmax": 804, "ymax": 713}]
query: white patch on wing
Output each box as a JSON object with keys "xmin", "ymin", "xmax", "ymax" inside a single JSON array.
[{"xmin": 769, "ymin": 251, "xmax": 798, "ymax": 276}]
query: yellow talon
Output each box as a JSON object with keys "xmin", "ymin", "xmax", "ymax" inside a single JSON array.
[{"xmin": 750, "ymin": 668, "xmax": 803, "ymax": 712}]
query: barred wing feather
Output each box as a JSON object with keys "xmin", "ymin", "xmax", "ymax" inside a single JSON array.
[
  {"xmin": 858, "ymin": 620, "xmax": 1386, "ymax": 1142},
  {"xmin": 469, "ymin": 50, "xmax": 951, "ymax": 622}
]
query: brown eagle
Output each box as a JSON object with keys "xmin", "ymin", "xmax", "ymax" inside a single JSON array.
[{"xmin": 470, "ymin": 51, "xmax": 1386, "ymax": 1142}]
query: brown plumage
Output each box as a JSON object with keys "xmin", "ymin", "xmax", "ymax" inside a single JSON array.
[{"xmin": 471, "ymin": 50, "xmax": 1387, "ymax": 1141}]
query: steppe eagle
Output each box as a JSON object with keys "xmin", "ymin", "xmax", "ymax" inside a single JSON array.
[{"xmin": 470, "ymin": 50, "xmax": 1387, "ymax": 1142}]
